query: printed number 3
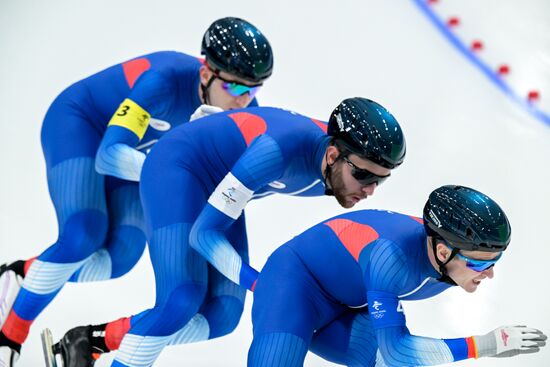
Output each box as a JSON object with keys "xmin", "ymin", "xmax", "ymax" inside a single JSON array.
[{"xmin": 117, "ymin": 105, "xmax": 130, "ymax": 116}]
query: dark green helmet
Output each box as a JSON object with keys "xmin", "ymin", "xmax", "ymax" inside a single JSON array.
[
  {"xmin": 327, "ymin": 98, "xmax": 406, "ymax": 169},
  {"xmin": 423, "ymin": 185, "xmax": 512, "ymax": 252},
  {"xmin": 201, "ymin": 17, "xmax": 273, "ymax": 84}
]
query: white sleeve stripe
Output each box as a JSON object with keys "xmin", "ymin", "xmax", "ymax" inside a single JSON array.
[
  {"xmin": 168, "ymin": 314, "xmax": 210, "ymax": 345},
  {"xmin": 208, "ymin": 172, "xmax": 253, "ymax": 220},
  {"xmin": 95, "ymin": 144, "xmax": 145, "ymax": 182},
  {"xmin": 116, "ymin": 334, "xmax": 172, "ymax": 366},
  {"xmin": 23, "ymin": 258, "xmax": 90, "ymax": 294}
]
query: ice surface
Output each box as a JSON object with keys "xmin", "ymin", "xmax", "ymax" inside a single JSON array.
[{"xmin": 0, "ymin": 0, "xmax": 548, "ymax": 366}]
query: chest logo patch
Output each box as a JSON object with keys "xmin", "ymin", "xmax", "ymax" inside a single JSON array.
[
  {"xmin": 222, "ymin": 187, "xmax": 237, "ymax": 205},
  {"xmin": 371, "ymin": 301, "xmax": 386, "ymax": 319}
]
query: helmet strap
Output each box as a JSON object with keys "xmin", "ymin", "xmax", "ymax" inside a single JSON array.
[
  {"xmin": 323, "ymin": 166, "xmax": 334, "ymax": 196},
  {"xmin": 431, "ymin": 237, "xmax": 459, "ymax": 286},
  {"xmin": 323, "ymin": 148, "xmax": 346, "ymax": 196},
  {"xmin": 200, "ymin": 75, "xmax": 217, "ymax": 105}
]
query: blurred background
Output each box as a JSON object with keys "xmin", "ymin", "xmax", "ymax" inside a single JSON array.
[{"xmin": 1, "ymin": 0, "xmax": 549, "ymax": 366}]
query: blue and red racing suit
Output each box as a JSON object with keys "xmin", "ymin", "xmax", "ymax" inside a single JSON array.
[
  {"xmin": 249, "ymin": 210, "xmax": 479, "ymax": 366},
  {"xmin": 108, "ymin": 107, "xmax": 330, "ymax": 367},
  {"xmin": 2, "ymin": 51, "xmax": 258, "ymax": 348}
]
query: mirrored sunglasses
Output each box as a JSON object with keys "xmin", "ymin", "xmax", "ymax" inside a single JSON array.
[
  {"xmin": 446, "ymin": 244, "xmax": 502, "ymax": 272},
  {"xmin": 214, "ymin": 73, "xmax": 262, "ymax": 98}
]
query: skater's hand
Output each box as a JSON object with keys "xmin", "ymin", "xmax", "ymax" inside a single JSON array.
[
  {"xmin": 474, "ymin": 326, "xmax": 547, "ymax": 358},
  {"xmin": 190, "ymin": 104, "xmax": 224, "ymax": 121}
]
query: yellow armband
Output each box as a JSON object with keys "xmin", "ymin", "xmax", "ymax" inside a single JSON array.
[{"xmin": 108, "ymin": 98, "xmax": 151, "ymax": 139}]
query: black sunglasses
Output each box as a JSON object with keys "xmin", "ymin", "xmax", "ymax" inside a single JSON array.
[{"xmin": 342, "ymin": 156, "xmax": 390, "ymax": 186}]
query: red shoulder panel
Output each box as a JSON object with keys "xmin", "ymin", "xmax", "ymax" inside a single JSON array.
[
  {"xmin": 122, "ymin": 58, "xmax": 152, "ymax": 89},
  {"xmin": 324, "ymin": 218, "xmax": 379, "ymax": 261},
  {"xmin": 310, "ymin": 118, "xmax": 328, "ymax": 133},
  {"xmin": 228, "ymin": 112, "xmax": 268, "ymax": 146}
]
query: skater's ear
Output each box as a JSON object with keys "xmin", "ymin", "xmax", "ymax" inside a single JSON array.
[{"xmin": 435, "ymin": 241, "xmax": 452, "ymax": 262}]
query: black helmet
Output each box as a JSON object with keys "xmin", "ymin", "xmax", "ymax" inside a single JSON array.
[
  {"xmin": 423, "ymin": 185, "xmax": 511, "ymax": 252},
  {"xmin": 201, "ymin": 17, "xmax": 273, "ymax": 84},
  {"xmin": 327, "ymin": 98, "xmax": 406, "ymax": 169}
]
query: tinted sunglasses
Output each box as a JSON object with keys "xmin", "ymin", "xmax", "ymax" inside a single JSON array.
[
  {"xmin": 215, "ymin": 74, "xmax": 262, "ymax": 98},
  {"xmin": 342, "ymin": 156, "xmax": 390, "ymax": 186},
  {"xmin": 446, "ymin": 244, "xmax": 502, "ymax": 272}
]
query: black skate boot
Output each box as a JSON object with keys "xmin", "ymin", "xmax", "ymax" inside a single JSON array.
[
  {"xmin": 0, "ymin": 331, "xmax": 21, "ymax": 367},
  {"xmin": 42, "ymin": 326, "xmax": 100, "ymax": 367}
]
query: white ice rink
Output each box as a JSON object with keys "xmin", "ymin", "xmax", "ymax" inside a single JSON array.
[{"xmin": 1, "ymin": 0, "xmax": 549, "ymax": 366}]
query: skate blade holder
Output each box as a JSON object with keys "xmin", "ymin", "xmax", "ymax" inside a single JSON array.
[{"xmin": 41, "ymin": 328, "xmax": 61, "ymax": 367}]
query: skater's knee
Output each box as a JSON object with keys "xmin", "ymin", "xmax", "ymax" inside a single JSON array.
[
  {"xmin": 203, "ymin": 295, "xmax": 244, "ymax": 338},
  {"xmin": 165, "ymin": 285, "xmax": 205, "ymax": 312},
  {"xmin": 109, "ymin": 255, "xmax": 142, "ymax": 279},
  {"xmin": 155, "ymin": 285, "xmax": 206, "ymax": 331},
  {"xmin": 52, "ymin": 210, "xmax": 108, "ymax": 261},
  {"xmin": 108, "ymin": 227, "xmax": 146, "ymax": 279}
]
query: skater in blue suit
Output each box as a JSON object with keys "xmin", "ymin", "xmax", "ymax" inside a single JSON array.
[
  {"xmin": 248, "ymin": 185, "xmax": 547, "ymax": 366},
  {"xmin": 50, "ymin": 97, "xmax": 407, "ymax": 366},
  {"xmin": 0, "ymin": 17, "xmax": 274, "ymax": 366}
]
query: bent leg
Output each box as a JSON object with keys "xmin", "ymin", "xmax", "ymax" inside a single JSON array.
[
  {"xmin": 248, "ymin": 246, "xmax": 342, "ymax": 367},
  {"xmin": 2, "ymin": 105, "xmax": 109, "ymax": 348},
  {"xmin": 310, "ymin": 310, "xmax": 384, "ymax": 367},
  {"xmin": 169, "ymin": 259, "xmax": 247, "ymax": 346},
  {"xmin": 112, "ymin": 225, "xmax": 208, "ymax": 367},
  {"xmin": 195, "ymin": 214, "xmax": 248, "ymax": 341},
  {"xmin": 2, "ymin": 157, "xmax": 108, "ymax": 347},
  {"xmin": 70, "ymin": 179, "xmax": 146, "ymax": 282},
  {"xmin": 111, "ymin": 165, "xmax": 209, "ymax": 367}
]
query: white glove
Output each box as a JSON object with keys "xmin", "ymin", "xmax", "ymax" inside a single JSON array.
[
  {"xmin": 190, "ymin": 104, "xmax": 224, "ymax": 121},
  {"xmin": 474, "ymin": 325, "xmax": 547, "ymax": 358}
]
